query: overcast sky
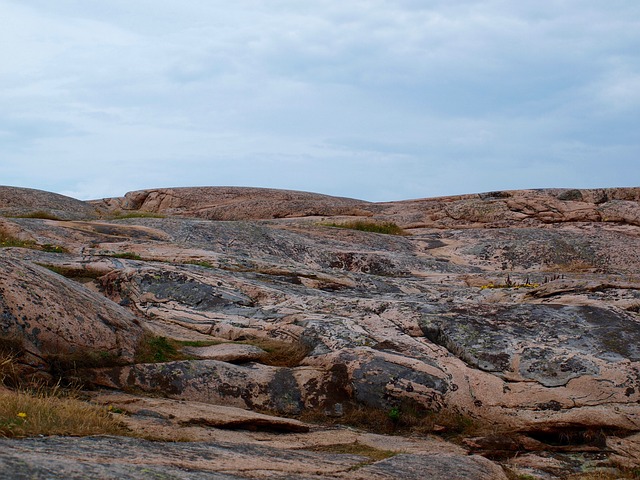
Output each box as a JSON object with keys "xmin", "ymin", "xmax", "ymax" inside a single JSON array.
[{"xmin": 1, "ymin": 1, "xmax": 639, "ymax": 201}]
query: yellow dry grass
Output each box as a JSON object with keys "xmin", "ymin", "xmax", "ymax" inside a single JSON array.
[{"xmin": 0, "ymin": 387, "xmax": 128, "ymax": 438}]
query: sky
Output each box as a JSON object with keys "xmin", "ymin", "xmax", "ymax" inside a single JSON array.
[{"xmin": 1, "ymin": 1, "xmax": 639, "ymax": 202}]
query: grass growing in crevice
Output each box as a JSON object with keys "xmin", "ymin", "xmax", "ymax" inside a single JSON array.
[
  {"xmin": 0, "ymin": 352, "xmax": 129, "ymax": 438},
  {"xmin": 0, "ymin": 228, "xmax": 36, "ymax": 249},
  {"xmin": 45, "ymin": 350, "xmax": 128, "ymax": 385},
  {"xmin": 321, "ymin": 220, "xmax": 407, "ymax": 236},
  {"xmin": 301, "ymin": 401, "xmax": 481, "ymax": 438},
  {"xmin": 107, "ymin": 211, "xmax": 166, "ymax": 220},
  {"xmin": 240, "ymin": 337, "xmax": 311, "ymax": 367},
  {"xmin": 308, "ymin": 442, "xmax": 396, "ymax": 465},
  {"xmin": 134, "ymin": 335, "xmax": 188, "ymax": 364},
  {"xmin": 110, "ymin": 252, "xmax": 143, "ymax": 260},
  {"xmin": 40, "ymin": 244, "xmax": 69, "ymax": 253},
  {"xmin": 184, "ymin": 260, "xmax": 216, "ymax": 269},
  {"xmin": 37, "ymin": 264, "xmax": 105, "ymax": 281},
  {"xmin": 7, "ymin": 211, "xmax": 62, "ymax": 221},
  {"xmin": 0, "ymin": 227, "xmax": 67, "ymax": 253},
  {"xmin": 134, "ymin": 334, "xmax": 311, "ymax": 367},
  {"xmin": 563, "ymin": 467, "xmax": 640, "ymax": 480}
]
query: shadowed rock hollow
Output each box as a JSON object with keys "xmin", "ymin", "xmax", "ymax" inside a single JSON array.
[{"xmin": 1, "ymin": 185, "xmax": 640, "ymax": 479}]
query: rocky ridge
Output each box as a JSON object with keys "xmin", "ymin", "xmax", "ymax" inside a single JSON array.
[{"xmin": 1, "ymin": 185, "xmax": 640, "ymax": 479}]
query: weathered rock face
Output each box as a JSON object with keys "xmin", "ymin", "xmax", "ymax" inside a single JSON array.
[
  {"xmin": 2, "ymin": 185, "xmax": 640, "ymax": 478},
  {"xmin": 92, "ymin": 186, "xmax": 640, "ymax": 228},
  {"xmin": 0, "ymin": 186, "xmax": 97, "ymax": 220},
  {"xmin": 0, "ymin": 256, "xmax": 144, "ymax": 366},
  {"xmin": 371, "ymin": 187, "xmax": 640, "ymax": 228},
  {"xmin": 92, "ymin": 186, "xmax": 373, "ymax": 220},
  {"xmin": 420, "ymin": 303, "xmax": 640, "ymax": 387}
]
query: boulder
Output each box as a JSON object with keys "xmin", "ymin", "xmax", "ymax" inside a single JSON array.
[{"xmin": 0, "ymin": 257, "xmax": 144, "ymax": 366}]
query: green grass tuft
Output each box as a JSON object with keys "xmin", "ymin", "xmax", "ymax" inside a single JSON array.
[
  {"xmin": 185, "ymin": 260, "xmax": 216, "ymax": 269},
  {"xmin": 135, "ymin": 335, "xmax": 186, "ymax": 363}
]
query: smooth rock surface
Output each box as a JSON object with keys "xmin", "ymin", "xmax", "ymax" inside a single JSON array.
[
  {"xmin": 0, "ymin": 256, "xmax": 143, "ymax": 364},
  {"xmin": 0, "ymin": 186, "xmax": 97, "ymax": 220}
]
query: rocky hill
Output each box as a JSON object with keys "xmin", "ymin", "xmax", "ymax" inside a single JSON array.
[{"xmin": 1, "ymin": 185, "xmax": 640, "ymax": 479}]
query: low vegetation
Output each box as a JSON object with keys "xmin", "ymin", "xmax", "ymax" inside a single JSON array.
[
  {"xmin": 134, "ymin": 334, "xmax": 311, "ymax": 367},
  {"xmin": 0, "ymin": 386, "xmax": 128, "ymax": 438},
  {"xmin": 321, "ymin": 220, "xmax": 407, "ymax": 235},
  {"xmin": 480, "ymin": 274, "xmax": 540, "ymax": 290},
  {"xmin": 107, "ymin": 211, "xmax": 166, "ymax": 220},
  {"xmin": 37, "ymin": 264, "xmax": 104, "ymax": 280},
  {"xmin": 0, "ymin": 228, "xmax": 36, "ymax": 249},
  {"xmin": 0, "ymin": 349, "xmax": 128, "ymax": 438},
  {"xmin": 301, "ymin": 401, "xmax": 481, "ymax": 437},
  {"xmin": 185, "ymin": 260, "xmax": 216, "ymax": 269},
  {"xmin": 0, "ymin": 228, "xmax": 67, "ymax": 253},
  {"xmin": 45, "ymin": 350, "xmax": 127, "ymax": 383},
  {"xmin": 110, "ymin": 252, "xmax": 143, "ymax": 260},
  {"xmin": 135, "ymin": 335, "xmax": 186, "ymax": 363},
  {"xmin": 553, "ymin": 259, "xmax": 594, "ymax": 273},
  {"xmin": 308, "ymin": 442, "xmax": 396, "ymax": 465},
  {"xmin": 244, "ymin": 337, "xmax": 311, "ymax": 367},
  {"xmin": 7, "ymin": 211, "xmax": 62, "ymax": 221}
]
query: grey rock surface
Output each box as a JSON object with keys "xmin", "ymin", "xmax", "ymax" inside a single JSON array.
[{"xmin": 0, "ymin": 436, "xmax": 507, "ymax": 480}]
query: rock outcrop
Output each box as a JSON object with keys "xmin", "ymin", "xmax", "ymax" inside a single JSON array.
[
  {"xmin": 0, "ymin": 256, "xmax": 144, "ymax": 370},
  {"xmin": 92, "ymin": 186, "xmax": 372, "ymax": 220},
  {"xmin": 92, "ymin": 186, "xmax": 640, "ymax": 228},
  {"xmin": 0, "ymin": 186, "xmax": 97, "ymax": 220},
  {"xmin": 2, "ymin": 185, "xmax": 640, "ymax": 479}
]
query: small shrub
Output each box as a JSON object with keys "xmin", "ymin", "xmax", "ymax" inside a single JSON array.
[
  {"xmin": 388, "ymin": 407, "xmax": 401, "ymax": 422},
  {"xmin": 322, "ymin": 221, "xmax": 406, "ymax": 236}
]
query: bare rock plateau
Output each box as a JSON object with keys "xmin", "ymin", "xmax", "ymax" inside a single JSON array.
[{"xmin": 1, "ymin": 185, "xmax": 640, "ymax": 479}]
